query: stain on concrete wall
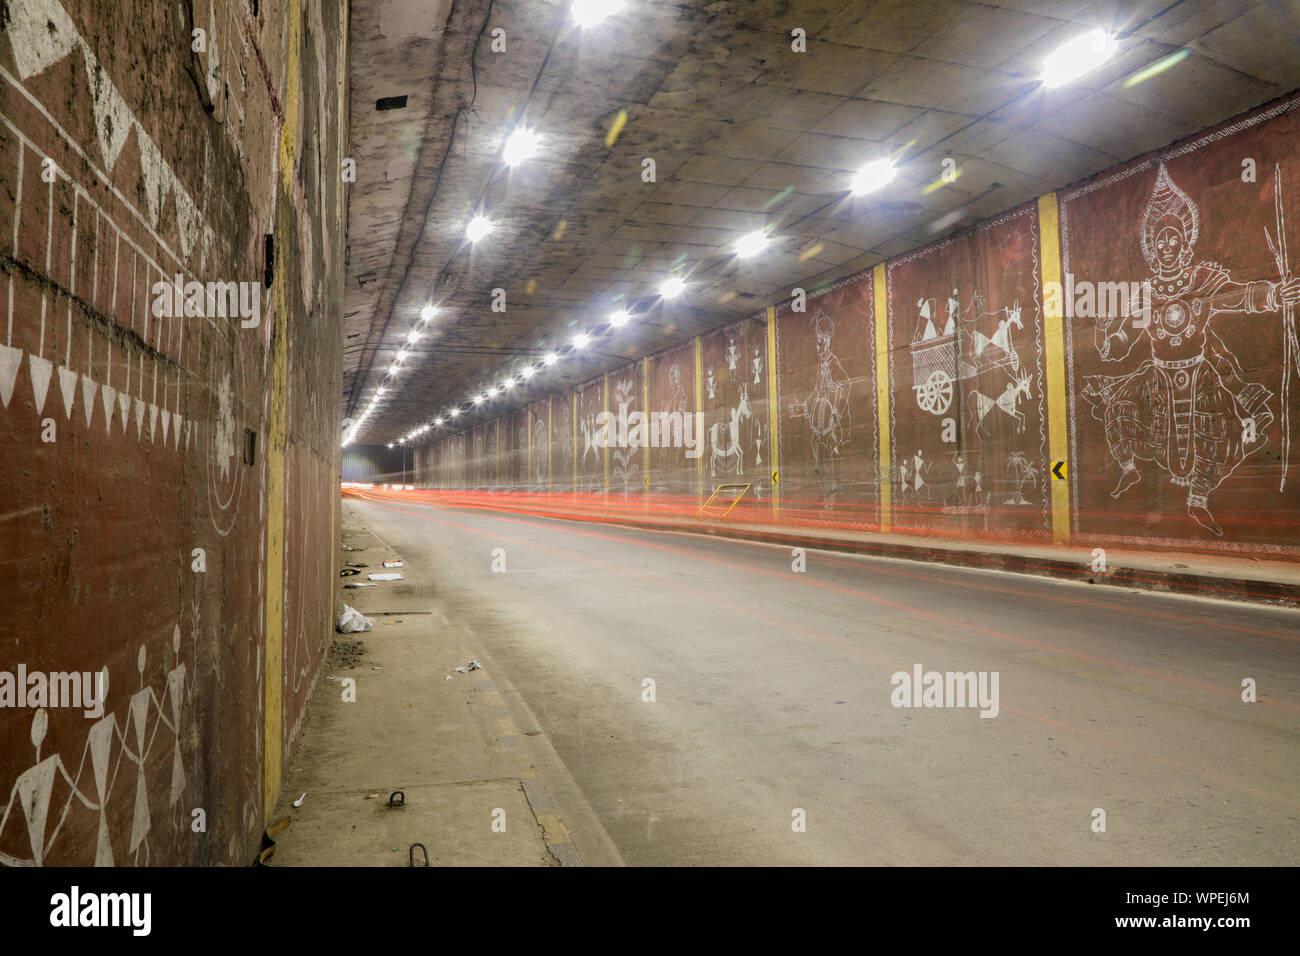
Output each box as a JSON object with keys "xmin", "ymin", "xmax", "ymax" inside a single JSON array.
[{"xmin": 0, "ymin": 0, "xmax": 347, "ymax": 866}]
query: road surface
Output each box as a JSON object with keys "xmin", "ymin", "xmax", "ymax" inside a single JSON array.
[{"xmin": 347, "ymin": 493, "xmax": 1300, "ymax": 866}]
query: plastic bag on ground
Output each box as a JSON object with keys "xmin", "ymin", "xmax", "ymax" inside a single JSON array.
[{"xmin": 337, "ymin": 604, "xmax": 374, "ymax": 633}]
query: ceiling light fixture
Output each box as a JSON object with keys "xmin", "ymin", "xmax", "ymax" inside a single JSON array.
[
  {"xmin": 544, "ymin": 351, "xmax": 558, "ymax": 365},
  {"xmin": 1042, "ymin": 29, "xmax": 1118, "ymax": 88},
  {"xmin": 660, "ymin": 276, "xmax": 686, "ymax": 299},
  {"xmin": 572, "ymin": 0, "xmax": 622, "ymax": 28},
  {"xmin": 420, "ymin": 304, "xmax": 437, "ymax": 322},
  {"xmin": 609, "ymin": 309, "xmax": 631, "ymax": 327},
  {"xmin": 521, "ymin": 366, "xmax": 535, "ymax": 379},
  {"xmin": 735, "ymin": 230, "xmax": 770, "ymax": 259},
  {"xmin": 572, "ymin": 332, "xmax": 590, "ymax": 349},
  {"xmin": 503, "ymin": 126, "xmax": 542, "ymax": 167},
  {"xmin": 850, "ymin": 158, "xmax": 897, "ymax": 196},
  {"xmin": 466, "ymin": 214, "xmax": 495, "ymax": 243}
]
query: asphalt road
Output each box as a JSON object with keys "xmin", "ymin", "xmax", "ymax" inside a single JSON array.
[{"xmin": 347, "ymin": 493, "xmax": 1300, "ymax": 866}]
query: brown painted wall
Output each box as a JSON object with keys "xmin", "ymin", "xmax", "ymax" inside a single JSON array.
[
  {"xmin": 0, "ymin": 0, "xmax": 348, "ymax": 866},
  {"xmin": 415, "ymin": 91, "xmax": 1300, "ymax": 558},
  {"xmin": 886, "ymin": 203, "xmax": 1050, "ymax": 537}
]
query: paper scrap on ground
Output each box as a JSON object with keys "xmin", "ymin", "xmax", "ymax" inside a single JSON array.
[
  {"xmin": 367, "ymin": 572, "xmax": 403, "ymax": 581},
  {"xmin": 382, "ymin": 560, "xmax": 403, "ymax": 568}
]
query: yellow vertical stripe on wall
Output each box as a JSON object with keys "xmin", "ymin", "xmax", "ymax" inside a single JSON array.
[
  {"xmin": 547, "ymin": 396, "xmax": 552, "ymax": 490},
  {"xmin": 642, "ymin": 357, "xmax": 650, "ymax": 500},
  {"xmin": 603, "ymin": 374, "xmax": 609, "ymax": 495},
  {"xmin": 572, "ymin": 391, "xmax": 577, "ymax": 492},
  {"xmin": 263, "ymin": 0, "xmax": 302, "ymax": 827},
  {"xmin": 873, "ymin": 263, "xmax": 892, "ymax": 533},
  {"xmin": 694, "ymin": 336, "xmax": 703, "ymax": 503},
  {"xmin": 1038, "ymin": 192, "xmax": 1072, "ymax": 545},
  {"xmin": 766, "ymin": 306, "xmax": 780, "ymax": 520}
]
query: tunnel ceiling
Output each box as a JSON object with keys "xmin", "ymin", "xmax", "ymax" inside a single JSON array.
[{"xmin": 342, "ymin": 0, "xmax": 1300, "ymax": 445}]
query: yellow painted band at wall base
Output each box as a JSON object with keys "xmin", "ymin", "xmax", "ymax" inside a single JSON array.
[
  {"xmin": 1038, "ymin": 192, "xmax": 1072, "ymax": 545},
  {"xmin": 873, "ymin": 263, "xmax": 892, "ymax": 533},
  {"xmin": 766, "ymin": 306, "xmax": 780, "ymax": 519}
]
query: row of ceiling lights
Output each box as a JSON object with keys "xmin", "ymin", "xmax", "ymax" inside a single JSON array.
[{"xmin": 345, "ymin": 18, "xmax": 1121, "ymax": 449}]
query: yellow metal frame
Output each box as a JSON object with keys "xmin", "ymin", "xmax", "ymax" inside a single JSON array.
[{"xmin": 697, "ymin": 482, "xmax": 751, "ymax": 520}]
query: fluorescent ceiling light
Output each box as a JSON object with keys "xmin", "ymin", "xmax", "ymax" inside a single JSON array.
[
  {"xmin": 609, "ymin": 309, "xmax": 631, "ymax": 327},
  {"xmin": 850, "ymin": 158, "xmax": 896, "ymax": 196},
  {"xmin": 466, "ymin": 214, "xmax": 494, "ymax": 243},
  {"xmin": 420, "ymin": 304, "xmax": 437, "ymax": 322},
  {"xmin": 521, "ymin": 366, "xmax": 535, "ymax": 379},
  {"xmin": 660, "ymin": 276, "xmax": 686, "ymax": 299},
  {"xmin": 735, "ymin": 230, "xmax": 769, "ymax": 259},
  {"xmin": 449, "ymin": 409, "xmax": 460, "ymax": 418},
  {"xmin": 544, "ymin": 352, "xmax": 558, "ymax": 365},
  {"xmin": 572, "ymin": 332, "xmax": 590, "ymax": 349},
  {"xmin": 1042, "ymin": 30, "xmax": 1118, "ymax": 88},
  {"xmin": 407, "ymin": 329, "xmax": 421, "ymax": 343},
  {"xmin": 503, "ymin": 126, "xmax": 542, "ymax": 167},
  {"xmin": 487, "ymin": 386, "xmax": 499, "ymax": 397}
]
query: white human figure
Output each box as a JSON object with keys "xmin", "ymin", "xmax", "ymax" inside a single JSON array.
[
  {"xmin": 918, "ymin": 297, "xmax": 939, "ymax": 341},
  {"xmin": 944, "ymin": 289, "xmax": 960, "ymax": 335},
  {"xmin": 706, "ymin": 367, "xmax": 716, "ymax": 400},
  {"xmin": 752, "ymin": 347, "xmax": 762, "ymax": 385},
  {"xmin": 167, "ymin": 626, "xmax": 186, "ymax": 807},
  {"xmin": 726, "ymin": 338, "xmax": 739, "ymax": 372},
  {"xmin": 128, "ymin": 645, "xmax": 152, "ymax": 859}
]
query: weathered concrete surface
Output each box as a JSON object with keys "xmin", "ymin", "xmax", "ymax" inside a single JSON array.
[
  {"xmin": 346, "ymin": 491, "xmax": 1300, "ymax": 866},
  {"xmin": 0, "ymin": 0, "xmax": 347, "ymax": 866}
]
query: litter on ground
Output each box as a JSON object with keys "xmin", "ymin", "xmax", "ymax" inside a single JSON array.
[
  {"xmin": 368, "ymin": 572, "xmax": 403, "ymax": 581},
  {"xmin": 336, "ymin": 604, "xmax": 374, "ymax": 633}
]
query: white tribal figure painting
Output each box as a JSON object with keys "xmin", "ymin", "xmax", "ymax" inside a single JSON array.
[{"xmin": 1080, "ymin": 164, "xmax": 1300, "ymax": 537}]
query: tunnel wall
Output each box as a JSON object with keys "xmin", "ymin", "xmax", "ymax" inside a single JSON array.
[
  {"xmin": 0, "ymin": 0, "xmax": 348, "ymax": 866},
  {"xmin": 416, "ymin": 89, "xmax": 1300, "ymax": 558}
]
